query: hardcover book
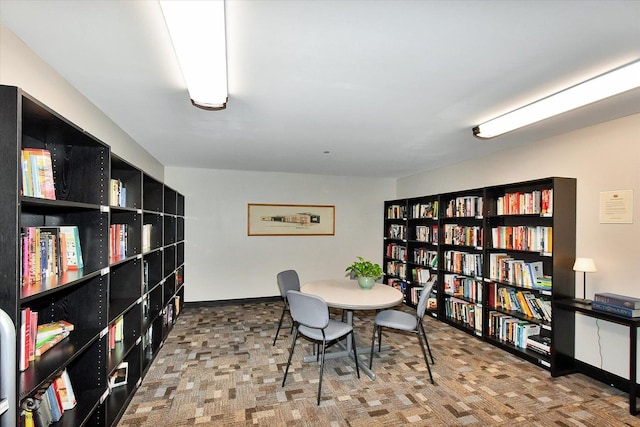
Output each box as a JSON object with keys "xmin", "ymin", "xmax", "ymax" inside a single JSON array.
[
  {"xmin": 593, "ymin": 292, "xmax": 640, "ymax": 309},
  {"xmin": 592, "ymin": 300, "xmax": 640, "ymax": 318}
]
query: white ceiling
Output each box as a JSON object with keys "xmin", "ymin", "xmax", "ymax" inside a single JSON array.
[{"xmin": 1, "ymin": 0, "xmax": 639, "ymax": 179}]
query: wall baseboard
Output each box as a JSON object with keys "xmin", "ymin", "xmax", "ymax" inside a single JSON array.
[{"xmin": 185, "ymin": 296, "xmax": 281, "ymax": 307}]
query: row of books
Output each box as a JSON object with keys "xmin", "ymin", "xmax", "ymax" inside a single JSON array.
[
  {"xmin": 443, "ymin": 274, "xmax": 483, "ymax": 303},
  {"xmin": 490, "ymin": 284, "xmax": 551, "ymax": 322},
  {"xmin": 412, "ymin": 248, "xmax": 437, "ymax": 268},
  {"xmin": 415, "ymin": 225, "xmax": 438, "ymax": 243},
  {"xmin": 488, "ymin": 254, "xmax": 551, "ymax": 290},
  {"xmin": 387, "ymin": 224, "xmax": 406, "ymax": 240},
  {"xmin": 109, "ymin": 223, "xmax": 129, "ymax": 262},
  {"xmin": 443, "ymin": 224, "xmax": 483, "ymax": 247},
  {"xmin": 592, "ymin": 292, "xmax": 640, "ymax": 318},
  {"xmin": 488, "ymin": 311, "xmax": 545, "ymax": 351},
  {"xmin": 21, "ymin": 148, "xmax": 56, "ymax": 200},
  {"xmin": 20, "ymin": 308, "xmax": 75, "ymax": 372},
  {"xmin": 444, "ymin": 196, "xmax": 483, "ymax": 218},
  {"xmin": 109, "ymin": 316, "xmax": 124, "ymax": 350},
  {"xmin": 385, "ymin": 243, "xmax": 407, "ymax": 261},
  {"xmin": 21, "ymin": 369, "xmax": 76, "ymax": 427},
  {"xmin": 490, "ymin": 225, "xmax": 553, "ymax": 253},
  {"xmin": 109, "ymin": 178, "xmax": 127, "ymax": 207},
  {"xmin": 21, "ymin": 226, "xmax": 83, "ymax": 286},
  {"xmin": 442, "ymin": 250, "xmax": 483, "ymax": 277},
  {"xmin": 408, "ymin": 283, "xmax": 437, "ymax": 309},
  {"xmin": 495, "ymin": 189, "xmax": 553, "ymax": 216},
  {"xmin": 443, "ymin": 297, "xmax": 482, "ymax": 334},
  {"xmin": 410, "ymin": 201, "xmax": 438, "ymax": 219},
  {"xmin": 386, "ymin": 261, "xmax": 406, "ymax": 279},
  {"xmin": 412, "ymin": 266, "xmax": 435, "ymax": 285},
  {"xmin": 386, "ymin": 204, "xmax": 406, "ymax": 219}
]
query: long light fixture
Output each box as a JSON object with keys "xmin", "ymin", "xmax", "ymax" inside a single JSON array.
[
  {"xmin": 473, "ymin": 60, "xmax": 640, "ymax": 139},
  {"xmin": 160, "ymin": 0, "xmax": 228, "ymax": 110}
]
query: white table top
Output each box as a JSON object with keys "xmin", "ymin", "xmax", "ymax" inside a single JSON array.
[{"xmin": 301, "ymin": 278, "xmax": 403, "ymax": 310}]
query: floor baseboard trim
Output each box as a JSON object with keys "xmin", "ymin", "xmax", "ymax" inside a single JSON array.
[{"xmin": 185, "ymin": 296, "xmax": 281, "ymax": 307}]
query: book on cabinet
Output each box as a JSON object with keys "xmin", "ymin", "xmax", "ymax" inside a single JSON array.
[
  {"xmin": 0, "ymin": 85, "xmax": 186, "ymax": 427},
  {"xmin": 383, "ymin": 177, "xmax": 575, "ymax": 374}
]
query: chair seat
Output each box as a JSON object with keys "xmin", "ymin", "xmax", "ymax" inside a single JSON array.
[
  {"xmin": 375, "ymin": 309, "xmax": 417, "ymax": 331},
  {"xmin": 299, "ymin": 319, "xmax": 353, "ymax": 341}
]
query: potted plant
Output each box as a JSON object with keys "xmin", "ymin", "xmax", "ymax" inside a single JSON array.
[{"xmin": 345, "ymin": 256, "xmax": 383, "ymax": 290}]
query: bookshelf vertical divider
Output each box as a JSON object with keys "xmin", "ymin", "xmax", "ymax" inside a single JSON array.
[
  {"xmin": 383, "ymin": 177, "xmax": 576, "ymax": 374},
  {"xmin": 0, "ymin": 85, "xmax": 185, "ymax": 426}
]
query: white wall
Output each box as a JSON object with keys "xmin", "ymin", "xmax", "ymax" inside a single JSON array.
[
  {"xmin": 398, "ymin": 113, "xmax": 640, "ymax": 379},
  {"xmin": 165, "ymin": 167, "xmax": 395, "ymax": 302},
  {"xmin": 0, "ymin": 25, "xmax": 163, "ymax": 180}
]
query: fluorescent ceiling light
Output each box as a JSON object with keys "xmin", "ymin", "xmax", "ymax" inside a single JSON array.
[
  {"xmin": 473, "ymin": 60, "xmax": 640, "ymax": 139},
  {"xmin": 160, "ymin": 0, "xmax": 228, "ymax": 110}
]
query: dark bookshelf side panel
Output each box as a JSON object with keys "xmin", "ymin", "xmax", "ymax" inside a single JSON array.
[
  {"xmin": 143, "ymin": 213, "xmax": 163, "ymax": 252},
  {"xmin": 143, "ymin": 174, "xmax": 163, "ymax": 213},
  {"xmin": 163, "ymin": 245, "xmax": 176, "ymax": 283},
  {"xmin": 110, "ymin": 210, "xmax": 142, "ymax": 261},
  {"xmin": 164, "ymin": 185, "xmax": 177, "ymax": 215},
  {"xmin": 164, "ymin": 215, "xmax": 177, "ymax": 245},
  {"xmin": 177, "ymin": 243, "xmax": 184, "ymax": 268},
  {"xmin": 177, "ymin": 216, "xmax": 185, "ymax": 242},
  {"xmin": 106, "ymin": 340, "xmax": 142, "ymax": 427},
  {"xmin": 108, "ymin": 301, "xmax": 141, "ymax": 373},
  {"xmin": 109, "ymin": 258, "xmax": 142, "ymax": 322},
  {"xmin": 177, "ymin": 194, "xmax": 185, "ymax": 217},
  {"xmin": 19, "ymin": 273, "xmax": 108, "ymax": 397},
  {"xmin": 110, "ymin": 154, "xmax": 142, "ymax": 209},
  {"xmin": 21, "ymin": 95, "xmax": 109, "ymax": 206},
  {"xmin": 62, "ymin": 334, "xmax": 108, "ymax": 427},
  {"xmin": 143, "ymin": 251, "xmax": 163, "ymax": 293}
]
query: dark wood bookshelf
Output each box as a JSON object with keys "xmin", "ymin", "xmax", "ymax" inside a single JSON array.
[
  {"xmin": 0, "ymin": 85, "xmax": 186, "ymax": 426},
  {"xmin": 383, "ymin": 177, "xmax": 576, "ymax": 375}
]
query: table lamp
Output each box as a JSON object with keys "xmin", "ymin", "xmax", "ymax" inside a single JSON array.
[{"xmin": 573, "ymin": 257, "xmax": 597, "ymax": 304}]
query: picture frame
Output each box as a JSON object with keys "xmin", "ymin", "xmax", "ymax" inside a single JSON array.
[{"xmin": 247, "ymin": 203, "xmax": 335, "ymax": 236}]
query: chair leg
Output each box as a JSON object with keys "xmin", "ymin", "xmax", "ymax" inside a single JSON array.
[
  {"xmin": 351, "ymin": 331, "xmax": 360, "ymax": 378},
  {"xmin": 273, "ymin": 307, "xmax": 287, "ymax": 346},
  {"xmin": 317, "ymin": 338, "xmax": 326, "ymax": 405},
  {"xmin": 417, "ymin": 329, "xmax": 434, "ymax": 384},
  {"xmin": 369, "ymin": 323, "xmax": 378, "ymax": 369},
  {"xmin": 419, "ymin": 321, "xmax": 434, "ymax": 363},
  {"xmin": 377, "ymin": 325, "xmax": 383, "ymax": 352},
  {"xmin": 282, "ymin": 327, "xmax": 298, "ymax": 387}
]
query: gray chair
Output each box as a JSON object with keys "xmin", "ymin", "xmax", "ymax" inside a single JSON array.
[
  {"xmin": 273, "ymin": 270, "xmax": 300, "ymax": 346},
  {"xmin": 369, "ymin": 276, "xmax": 437, "ymax": 384},
  {"xmin": 282, "ymin": 290, "xmax": 360, "ymax": 405}
]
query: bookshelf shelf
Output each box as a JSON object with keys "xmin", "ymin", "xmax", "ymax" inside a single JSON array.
[
  {"xmin": 382, "ymin": 177, "xmax": 576, "ymax": 374},
  {"xmin": 0, "ymin": 85, "xmax": 186, "ymax": 426}
]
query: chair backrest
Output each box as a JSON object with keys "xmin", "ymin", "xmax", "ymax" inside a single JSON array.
[
  {"xmin": 277, "ymin": 270, "xmax": 300, "ymax": 300},
  {"xmin": 287, "ymin": 290, "xmax": 329, "ymax": 330},
  {"xmin": 416, "ymin": 276, "xmax": 437, "ymax": 318}
]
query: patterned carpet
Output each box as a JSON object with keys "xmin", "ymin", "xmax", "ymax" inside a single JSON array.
[{"xmin": 118, "ymin": 302, "xmax": 640, "ymax": 426}]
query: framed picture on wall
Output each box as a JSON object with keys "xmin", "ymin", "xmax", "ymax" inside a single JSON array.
[{"xmin": 247, "ymin": 203, "xmax": 335, "ymax": 236}]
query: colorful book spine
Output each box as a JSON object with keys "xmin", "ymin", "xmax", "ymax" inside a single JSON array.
[
  {"xmin": 593, "ymin": 293, "xmax": 640, "ymax": 309},
  {"xmin": 592, "ymin": 300, "xmax": 640, "ymax": 318}
]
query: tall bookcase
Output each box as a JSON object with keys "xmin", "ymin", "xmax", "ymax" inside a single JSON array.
[
  {"xmin": 0, "ymin": 85, "xmax": 185, "ymax": 426},
  {"xmin": 382, "ymin": 177, "xmax": 576, "ymax": 374}
]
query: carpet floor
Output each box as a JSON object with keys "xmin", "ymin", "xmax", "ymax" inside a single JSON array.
[{"xmin": 117, "ymin": 302, "xmax": 640, "ymax": 426}]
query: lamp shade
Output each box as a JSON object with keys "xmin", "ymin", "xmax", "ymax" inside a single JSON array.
[{"xmin": 573, "ymin": 257, "xmax": 597, "ymax": 273}]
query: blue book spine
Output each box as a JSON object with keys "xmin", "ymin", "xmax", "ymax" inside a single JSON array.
[{"xmin": 592, "ymin": 301, "xmax": 640, "ymax": 318}]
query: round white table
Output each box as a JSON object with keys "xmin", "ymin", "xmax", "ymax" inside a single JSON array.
[{"xmin": 300, "ymin": 278, "xmax": 403, "ymax": 379}]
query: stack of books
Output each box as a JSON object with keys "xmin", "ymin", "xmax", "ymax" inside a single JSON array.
[{"xmin": 592, "ymin": 293, "xmax": 640, "ymax": 318}]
